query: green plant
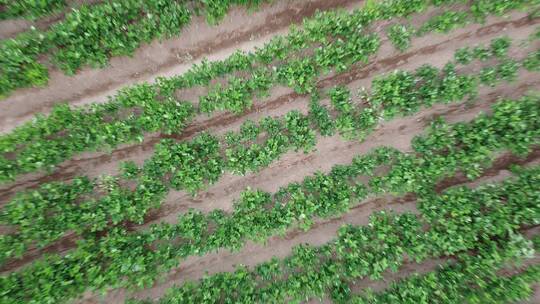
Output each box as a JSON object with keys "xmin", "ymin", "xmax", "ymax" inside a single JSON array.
[
  {"xmin": 454, "ymin": 46, "xmax": 474, "ymax": 64},
  {"xmin": 523, "ymin": 50, "xmax": 540, "ymax": 71},
  {"xmin": 0, "ymin": 0, "xmax": 529, "ymax": 182},
  {"xmin": 417, "ymin": 10, "xmax": 469, "ymax": 35},
  {"xmin": 2, "ymin": 93, "xmax": 539, "ymax": 304},
  {"xmin": 0, "ymin": 0, "xmax": 66, "ymax": 20},
  {"xmin": 387, "ymin": 23, "xmax": 414, "ymax": 51},
  {"xmin": 129, "ymin": 164, "xmax": 540, "ymax": 303},
  {"xmin": 0, "ymin": 38, "xmax": 530, "ymax": 262}
]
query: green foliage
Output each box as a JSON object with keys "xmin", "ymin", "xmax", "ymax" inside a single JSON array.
[
  {"xmin": 497, "ymin": 58, "xmax": 519, "ymax": 81},
  {"xmin": 523, "ymin": 50, "xmax": 540, "ymax": 71},
  {"xmin": 0, "ymin": 0, "xmax": 66, "ymax": 20},
  {"xmin": 199, "ymin": 69, "xmax": 273, "ymax": 114},
  {"xmin": 277, "ymin": 58, "xmax": 318, "ymax": 93},
  {"xmin": 0, "ymin": 3, "xmax": 539, "ymax": 301},
  {"xmin": 473, "ymin": 45, "xmax": 492, "ymax": 61},
  {"xmin": 387, "ymin": 24, "xmax": 414, "ymax": 51},
  {"xmin": 197, "ymin": 0, "xmax": 269, "ymax": 25},
  {"xmin": 50, "ymin": 0, "xmax": 191, "ymax": 74},
  {"xmin": 0, "ymin": 84, "xmax": 194, "ymax": 183},
  {"xmin": 417, "ymin": 10, "xmax": 469, "ymax": 35},
  {"xmin": 470, "ymin": 0, "xmax": 532, "ymax": 20},
  {"xmin": 0, "ymin": 0, "xmax": 535, "ymax": 98},
  {"xmin": 0, "ymin": 0, "xmax": 528, "ymax": 182},
  {"xmin": 454, "ymin": 46, "xmax": 474, "ymax": 64},
  {"xmin": 354, "ymin": 234, "xmax": 537, "ymax": 303},
  {"xmin": 454, "ymin": 36, "xmax": 511, "ymax": 65},
  {"xmin": 224, "ymin": 111, "xmax": 315, "ymax": 175},
  {"xmin": 0, "ymin": 38, "xmax": 531, "ymax": 265},
  {"xmin": 146, "ymin": 133, "xmax": 223, "ymax": 193},
  {"xmin": 131, "ymin": 165, "xmax": 540, "ymax": 303},
  {"xmin": 3, "ymin": 93, "xmax": 540, "ymax": 303},
  {"xmin": 308, "ymin": 93, "xmax": 335, "ymax": 136},
  {"xmin": 371, "ymin": 70, "xmax": 419, "ymax": 118},
  {"xmin": 479, "ymin": 66, "xmax": 498, "ymax": 86},
  {"xmin": 490, "ymin": 36, "xmax": 512, "ymax": 58},
  {"xmin": 120, "ymin": 161, "xmax": 140, "ymax": 180},
  {"xmin": 0, "ymin": 0, "xmax": 267, "ymax": 97},
  {"xmin": 0, "ymin": 30, "xmax": 48, "ymax": 98},
  {"xmin": 480, "ymin": 59, "xmax": 519, "ymax": 86}
]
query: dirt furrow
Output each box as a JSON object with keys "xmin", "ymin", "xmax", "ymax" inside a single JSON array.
[
  {"xmin": 1, "ymin": 12, "xmax": 537, "ymax": 201},
  {"xmin": 0, "ymin": 0, "xmax": 361, "ymax": 133}
]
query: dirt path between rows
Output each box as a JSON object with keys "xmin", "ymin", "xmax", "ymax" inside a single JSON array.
[
  {"xmin": 80, "ymin": 152, "xmax": 540, "ymax": 303},
  {"xmin": 0, "ymin": 0, "xmax": 360, "ymax": 134},
  {"xmin": 2, "ymin": 12, "xmax": 537, "ymax": 202}
]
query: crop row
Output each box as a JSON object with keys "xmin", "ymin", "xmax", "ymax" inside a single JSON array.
[
  {"xmin": 0, "ymin": 0, "xmax": 66, "ymax": 20},
  {"xmin": 127, "ymin": 164, "xmax": 540, "ymax": 303},
  {"xmin": 353, "ymin": 241, "xmax": 540, "ymax": 303},
  {"xmin": 0, "ymin": 0, "xmax": 272, "ymax": 97},
  {"xmin": 0, "ymin": 39, "xmax": 530, "ymax": 263},
  {"xmin": 1, "ymin": 93, "xmax": 539, "ymax": 303},
  {"xmin": 1, "ymin": 0, "xmax": 533, "ymax": 181}
]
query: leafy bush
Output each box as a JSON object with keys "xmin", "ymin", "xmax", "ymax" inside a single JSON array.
[
  {"xmin": 490, "ymin": 36, "xmax": 512, "ymax": 58},
  {"xmin": 417, "ymin": 10, "xmax": 469, "ymax": 35},
  {"xmin": 0, "ymin": 1, "xmax": 528, "ymax": 182},
  {"xmin": 523, "ymin": 50, "xmax": 540, "ymax": 71},
  {"xmin": 0, "ymin": 36, "xmax": 529, "ymax": 266},
  {"xmin": 387, "ymin": 23, "xmax": 414, "ymax": 51},
  {"xmin": 454, "ymin": 46, "xmax": 474, "ymax": 64}
]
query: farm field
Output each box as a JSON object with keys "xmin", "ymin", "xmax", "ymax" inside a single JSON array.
[{"xmin": 1, "ymin": 0, "xmax": 540, "ymax": 303}]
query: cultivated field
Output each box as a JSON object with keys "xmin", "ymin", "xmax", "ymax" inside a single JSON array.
[{"xmin": 1, "ymin": 0, "xmax": 540, "ymax": 303}]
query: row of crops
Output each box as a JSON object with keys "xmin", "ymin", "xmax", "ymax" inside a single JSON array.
[
  {"xmin": 1, "ymin": 34, "xmax": 538, "ymax": 264},
  {"xmin": 0, "ymin": 0, "xmax": 270, "ymax": 97},
  {"xmin": 1, "ymin": 0, "xmax": 540, "ymax": 303},
  {"xmin": 1, "ymin": 0, "xmax": 538, "ymax": 182},
  {"xmin": 127, "ymin": 164, "xmax": 540, "ymax": 303},
  {"xmin": 2, "ymin": 92, "xmax": 540, "ymax": 302}
]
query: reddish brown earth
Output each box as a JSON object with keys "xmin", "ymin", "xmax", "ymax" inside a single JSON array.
[{"xmin": 1, "ymin": 1, "xmax": 539, "ymax": 304}]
